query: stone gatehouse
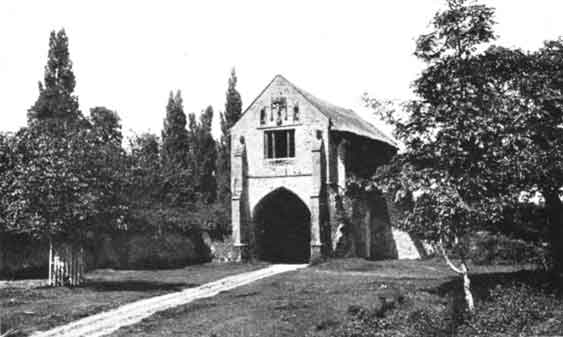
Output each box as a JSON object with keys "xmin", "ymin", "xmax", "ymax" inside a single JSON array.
[{"xmin": 230, "ymin": 75, "xmax": 421, "ymax": 263}]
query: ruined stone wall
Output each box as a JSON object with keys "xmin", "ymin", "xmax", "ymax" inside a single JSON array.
[
  {"xmin": 329, "ymin": 187, "xmax": 398, "ymax": 260},
  {"xmin": 326, "ymin": 132, "xmax": 424, "ymax": 260}
]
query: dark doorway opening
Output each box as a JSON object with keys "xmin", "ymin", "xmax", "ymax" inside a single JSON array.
[{"xmin": 254, "ymin": 188, "xmax": 311, "ymax": 263}]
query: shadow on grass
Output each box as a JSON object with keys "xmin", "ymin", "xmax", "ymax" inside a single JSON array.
[
  {"xmin": 429, "ymin": 269, "xmax": 561, "ymax": 300},
  {"xmin": 77, "ymin": 280, "xmax": 198, "ymax": 292}
]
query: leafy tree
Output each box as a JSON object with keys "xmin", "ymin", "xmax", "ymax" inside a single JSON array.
[
  {"xmin": 0, "ymin": 133, "xmax": 16, "ymax": 234},
  {"xmin": 3, "ymin": 29, "xmax": 129, "ymax": 285},
  {"xmin": 28, "ymin": 29, "xmax": 81, "ymax": 123},
  {"xmin": 8, "ymin": 28, "xmax": 114, "ymax": 286},
  {"xmin": 497, "ymin": 40, "xmax": 563, "ymax": 273},
  {"xmin": 89, "ymin": 106, "xmax": 122, "ymax": 145},
  {"xmin": 365, "ymin": 0, "xmax": 563, "ymax": 312},
  {"xmin": 216, "ymin": 69, "xmax": 242, "ymax": 205},
  {"xmin": 1, "ymin": 122, "xmax": 128, "ymax": 285},
  {"xmin": 360, "ymin": 0, "xmax": 500, "ymax": 313},
  {"xmin": 127, "ymin": 133, "xmax": 162, "ymax": 206}
]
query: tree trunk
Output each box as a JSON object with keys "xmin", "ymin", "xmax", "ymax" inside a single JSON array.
[
  {"xmin": 459, "ymin": 262, "xmax": 475, "ymax": 312},
  {"xmin": 439, "ymin": 242, "xmax": 475, "ymax": 313},
  {"xmin": 48, "ymin": 240, "xmax": 85, "ymax": 287},
  {"xmin": 0, "ymin": 235, "xmax": 4, "ymax": 275},
  {"xmin": 544, "ymin": 191, "xmax": 563, "ymax": 275}
]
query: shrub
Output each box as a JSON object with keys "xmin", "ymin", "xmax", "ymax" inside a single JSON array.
[
  {"xmin": 126, "ymin": 201, "xmax": 230, "ymax": 240},
  {"xmin": 467, "ymin": 231, "xmax": 548, "ymax": 266},
  {"xmin": 332, "ymin": 302, "xmax": 449, "ymax": 337},
  {"xmin": 330, "ymin": 287, "xmax": 451, "ymax": 337},
  {"xmin": 456, "ymin": 283, "xmax": 563, "ymax": 337},
  {"xmin": 330, "ymin": 282, "xmax": 562, "ymax": 337}
]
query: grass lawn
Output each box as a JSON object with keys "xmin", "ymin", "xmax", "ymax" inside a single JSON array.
[
  {"xmin": 0, "ymin": 262, "xmax": 268, "ymax": 336},
  {"xmin": 107, "ymin": 258, "xmax": 553, "ymax": 337}
]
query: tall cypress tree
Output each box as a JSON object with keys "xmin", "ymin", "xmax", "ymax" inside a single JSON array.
[
  {"xmin": 28, "ymin": 29, "xmax": 80, "ymax": 123},
  {"xmin": 161, "ymin": 90, "xmax": 193, "ymax": 204},
  {"xmin": 187, "ymin": 111, "xmax": 198, "ymax": 184},
  {"xmin": 196, "ymin": 106, "xmax": 217, "ymax": 203},
  {"xmin": 161, "ymin": 90, "xmax": 189, "ymax": 167},
  {"xmin": 216, "ymin": 69, "xmax": 242, "ymax": 204}
]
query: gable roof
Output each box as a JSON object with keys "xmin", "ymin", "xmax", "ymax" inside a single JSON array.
[
  {"xmin": 285, "ymin": 77, "xmax": 397, "ymax": 148},
  {"xmin": 236, "ymin": 74, "xmax": 398, "ymax": 148}
]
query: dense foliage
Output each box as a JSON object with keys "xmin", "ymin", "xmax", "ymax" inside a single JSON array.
[
  {"xmin": 1, "ymin": 29, "xmax": 127, "ymax": 244},
  {"xmin": 159, "ymin": 91, "xmax": 195, "ymax": 206},
  {"xmin": 0, "ymin": 30, "xmax": 238, "ymax": 268},
  {"xmin": 0, "ymin": 120, "xmax": 128, "ymax": 243},
  {"xmin": 28, "ymin": 29, "xmax": 80, "ymax": 122},
  {"xmin": 362, "ymin": 0, "xmax": 563, "ymax": 273},
  {"xmin": 189, "ymin": 106, "xmax": 217, "ymax": 203}
]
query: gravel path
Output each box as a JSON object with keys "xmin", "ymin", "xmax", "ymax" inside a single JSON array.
[{"xmin": 30, "ymin": 264, "xmax": 307, "ymax": 337}]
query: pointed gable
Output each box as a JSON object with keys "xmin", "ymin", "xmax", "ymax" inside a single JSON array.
[{"xmin": 232, "ymin": 75, "xmax": 397, "ymax": 148}]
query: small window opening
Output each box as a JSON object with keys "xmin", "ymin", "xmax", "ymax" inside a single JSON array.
[
  {"xmin": 264, "ymin": 129, "xmax": 295, "ymax": 159},
  {"xmin": 293, "ymin": 104, "xmax": 300, "ymax": 121}
]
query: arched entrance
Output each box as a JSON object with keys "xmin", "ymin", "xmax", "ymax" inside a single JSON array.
[{"xmin": 253, "ymin": 188, "xmax": 311, "ymax": 263}]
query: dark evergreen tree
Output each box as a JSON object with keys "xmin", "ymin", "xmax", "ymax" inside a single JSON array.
[
  {"xmin": 28, "ymin": 29, "xmax": 80, "ymax": 123},
  {"xmin": 187, "ymin": 111, "xmax": 199, "ymax": 189},
  {"xmin": 128, "ymin": 133, "xmax": 162, "ymax": 205},
  {"xmin": 161, "ymin": 91, "xmax": 194, "ymax": 204},
  {"xmin": 89, "ymin": 106, "xmax": 122, "ymax": 145},
  {"xmin": 194, "ymin": 106, "xmax": 217, "ymax": 203},
  {"xmin": 216, "ymin": 69, "xmax": 242, "ymax": 205},
  {"xmin": 161, "ymin": 91, "xmax": 189, "ymax": 167}
]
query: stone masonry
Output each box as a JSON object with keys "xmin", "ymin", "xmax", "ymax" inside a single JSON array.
[{"xmin": 230, "ymin": 75, "xmax": 422, "ymax": 263}]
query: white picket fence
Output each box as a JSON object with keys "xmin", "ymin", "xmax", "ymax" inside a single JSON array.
[{"xmin": 48, "ymin": 242, "xmax": 85, "ymax": 287}]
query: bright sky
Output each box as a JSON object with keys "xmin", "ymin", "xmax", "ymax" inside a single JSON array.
[{"xmin": 1, "ymin": 1, "xmax": 562, "ymax": 139}]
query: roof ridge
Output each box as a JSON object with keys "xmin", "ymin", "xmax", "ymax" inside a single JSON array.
[{"xmin": 282, "ymin": 76, "xmax": 397, "ymax": 147}]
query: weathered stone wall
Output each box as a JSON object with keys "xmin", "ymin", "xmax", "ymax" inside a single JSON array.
[
  {"xmin": 0, "ymin": 230, "xmax": 211, "ymax": 278},
  {"xmin": 92, "ymin": 230, "xmax": 211, "ymax": 269},
  {"xmin": 327, "ymin": 133, "xmax": 425, "ymax": 260},
  {"xmin": 0, "ymin": 235, "xmax": 49, "ymax": 278},
  {"xmin": 230, "ymin": 76, "xmax": 332, "ymax": 260},
  {"xmin": 231, "ymin": 75, "xmax": 331, "ymax": 214}
]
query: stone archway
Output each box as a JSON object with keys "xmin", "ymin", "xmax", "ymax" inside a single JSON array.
[{"xmin": 253, "ymin": 188, "xmax": 311, "ymax": 263}]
